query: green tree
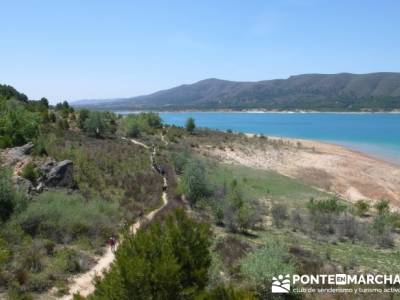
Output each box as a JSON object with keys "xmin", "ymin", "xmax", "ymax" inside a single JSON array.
[
  {"xmin": 120, "ymin": 113, "xmax": 162, "ymax": 138},
  {"xmin": 0, "ymin": 168, "xmax": 15, "ymax": 222},
  {"xmin": 185, "ymin": 117, "xmax": 196, "ymax": 133},
  {"xmin": 78, "ymin": 109, "xmax": 90, "ymax": 129},
  {"xmin": 39, "ymin": 97, "xmax": 49, "ymax": 108},
  {"xmin": 182, "ymin": 160, "xmax": 209, "ymax": 206},
  {"xmin": 83, "ymin": 112, "xmax": 109, "ymax": 138},
  {"xmin": 0, "ymin": 99, "xmax": 42, "ymax": 148},
  {"xmin": 87, "ymin": 209, "xmax": 211, "ymax": 300},
  {"xmin": 222, "ymin": 183, "xmax": 258, "ymax": 233}
]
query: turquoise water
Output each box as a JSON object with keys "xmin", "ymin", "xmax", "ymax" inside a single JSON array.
[{"xmin": 156, "ymin": 112, "xmax": 400, "ymax": 164}]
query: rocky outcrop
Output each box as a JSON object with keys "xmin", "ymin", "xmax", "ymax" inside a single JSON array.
[
  {"xmin": 39, "ymin": 160, "xmax": 76, "ymax": 188},
  {"xmin": 1, "ymin": 143, "xmax": 77, "ymax": 195},
  {"xmin": 0, "ymin": 142, "xmax": 34, "ymax": 165}
]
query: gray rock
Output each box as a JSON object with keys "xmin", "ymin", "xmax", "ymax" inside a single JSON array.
[
  {"xmin": 42, "ymin": 160, "xmax": 76, "ymax": 188},
  {"xmin": 1, "ymin": 142, "xmax": 34, "ymax": 165},
  {"xmin": 15, "ymin": 176, "xmax": 34, "ymax": 195}
]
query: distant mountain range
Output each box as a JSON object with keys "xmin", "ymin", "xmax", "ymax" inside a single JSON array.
[{"xmin": 73, "ymin": 73, "xmax": 400, "ymax": 111}]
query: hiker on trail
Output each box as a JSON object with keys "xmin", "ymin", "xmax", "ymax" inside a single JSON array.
[
  {"xmin": 108, "ymin": 236, "xmax": 117, "ymax": 253},
  {"xmin": 162, "ymin": 181, "xmax": 168, "ymax": 192}
]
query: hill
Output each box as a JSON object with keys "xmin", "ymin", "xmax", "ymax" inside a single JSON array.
[{"xmin": 74, "ymin": 73, "xmax": 400, "ymax": 111}]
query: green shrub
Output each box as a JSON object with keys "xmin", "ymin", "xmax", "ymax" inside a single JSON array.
[
  {"xmin": 0, "ymin": 99, "xmax": 42, "ymax": 148},
  {"xmin": 271, "ymin": 203, "xmax": 288, "ymax": 228},
  {"xmin": 185, "ymin": 117, "xmax": 196, "ymax": 133},
  {"xmin": 0, "ymin": 236, "xmax": 10, "ymax": 270},
  {"xmin": 88, "ymin": 209, "xmax": 211, "ymax": 300},
  {"xmin": 241, "ymin": 240, "xmax": 296, "ymax": 297},
  {"xmin": 15, "ymin": 191, "xmax": 119, "ymax": 243},
  {"xmin": 171, "ymin": 150, "xmax": 190, "ymax": 174},
  {"xmin": 21, "ymin": 162, "xmax": 39, "ymax": 184},
  {"xmin": 0, "ymin": 168, "xmax": 16, "ymax": 222},
  {"xmin": 354, "ymin": 200, "xmax": 370, "ymax": 217},
  {"xmin": 120, "ymin": 112, "xmax": 162, "ymax": 138},
  {"xmin": 182, "ymin": 159, "xmax": 209, "ymax": 206},
  {"xmin": 78, "ymin": 109, "xmax": 90, "ymax": 129},
  {"xmin": 374, "ymin": 199, "xmax": 389, "ymax": 215},
  {"xmin": 195, "ymin": 285, "xmax": 257, "ymax": 300},
  {"xmin": 28, "ymin": 272, "xmax": 52, "ymax": 292},
  {"xmin": 83, "ymin": 111, "xmax": 116, "ymax": 138},
  {"xmin": 307, "ymin": 196, "xmax": 346, "ymax": 215}
]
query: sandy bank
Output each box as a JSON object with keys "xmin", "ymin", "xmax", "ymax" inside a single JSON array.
[{"xmin": 201, "ymin": 134, "xmax": 400, "ymax": 207}]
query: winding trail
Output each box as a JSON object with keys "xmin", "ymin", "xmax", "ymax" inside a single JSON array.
[{"xmin": 59, "ymin": 138, "xmax": 167, "ymax": 299}]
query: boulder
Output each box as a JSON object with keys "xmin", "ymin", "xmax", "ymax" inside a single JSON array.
[{"xmin": 41, "ymin": 160, "xmax": 76, "ymax": 188}]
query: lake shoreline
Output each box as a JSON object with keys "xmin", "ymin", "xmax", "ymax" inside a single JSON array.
[
  {"xmin": 202, "ymin": 132, "xmax": 400, "ymax": 206},
  {"xmin": 245, "ymin": 133, "xmax": 400, "ymax": 168},
  {"xmin": 116, "ymin": 110, "xmax": 400, "ymax": 114}
]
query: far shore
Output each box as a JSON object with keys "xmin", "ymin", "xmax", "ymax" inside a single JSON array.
[{"xmin": 114, "ymin": 109, "xmax": 400, "ymax": 114}]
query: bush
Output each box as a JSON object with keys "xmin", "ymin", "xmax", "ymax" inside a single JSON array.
[
  {"xmin": 0, "ymin": 99, "xmax": 42, "ymax": 148},
  {"xmin": 120, "ymin": 112, "xmax": 162, "ymax": 138},
  {"xmin": 354, "ymin": 200, "xmax": 370, "ymax": 217},
  {"xmin": 307, "ymin": 196, "xmax": 346, "ymax": 215},
  {"xmin": 0, "ymin": 168, "xmax": 16, "ymax": 222},
  {"xmin": 196, "ymin": 285, "xmax": 256, "ymax": 300},
  {"xmin": 271, "ymin": 203, "xmax": 288, "ymax": 228},
  {"xmin": 171, "ymin": 150, "xmax": 190, "ymax": 175},
  {"xmin": 21, "ymin": 162, "xmax": 39, "ymax": 184},
  {"xmin": 15, "ymin": 191, "xmax": 119, "ymax": 243},
  {"xmin": 374, "ymin": 199, "xmax": 389, "ymax": 215},
  {"xmin": 185, "ymin": 117, "xmax": 196, "ymax": 133},
  {"xmin": 83, "ymin": 112, "xmax": 109, "ymax": 138},
  {"xmin": 88, "ymin": 209, "xmax": 211, "ymax": 300},
  {"xmin": 241, "ymin": 240, "xmax": 296, "ymax": 297},
  {"xmin": 182, "ymin": 159, "xmax": 209, "ymax": 206},
  {"xmin": 0, "ymin": 237, "xmax": 10, "ymax": 269},
  {"xmin": 78, "ymin": 109, "xmax": 90, "ymax": 129}
]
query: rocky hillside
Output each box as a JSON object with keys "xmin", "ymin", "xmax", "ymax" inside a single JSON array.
[{"xmin": 74, "ymin": 73, "xmax": 400, "ymax": 111}]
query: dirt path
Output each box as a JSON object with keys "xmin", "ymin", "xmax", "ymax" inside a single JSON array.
[
  {"xmin": 121, "ymin": 137, "xmax": 149, "ymax": 149},
  {"xmin": 59, "ymin": 138, "xmax": 167, "ymax": 299}
]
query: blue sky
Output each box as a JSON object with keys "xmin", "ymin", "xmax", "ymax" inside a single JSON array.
[{"xmin": 1, "ymin": 0, "xmax": 399, "ymax": 103}]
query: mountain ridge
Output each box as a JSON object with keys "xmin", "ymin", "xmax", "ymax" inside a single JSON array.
[{"xmin": 73, "ymin": 72, "xmax": 400, "ymax": 111}]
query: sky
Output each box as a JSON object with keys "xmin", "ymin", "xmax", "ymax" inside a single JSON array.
[{"xmin": 1, "ymin": 0, "xmax": 399, "ymax": 103}]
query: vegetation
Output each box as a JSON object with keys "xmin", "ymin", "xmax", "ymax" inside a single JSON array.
[
  {"xmin": 185, "ymin": 117, "xmax": 196, "ymax": 133},
  {"xmin": 15, "ymin": 191, "xmax": 119, "ymax": 243},
  {"xmin": 78, "ymin": 109, "xmax": 90, "ymax": 129},
  {"xmin": 77, "ymin": 73, "xmax": 400, "ymax": 111},
  {"xmin": 0, "ymin": 98, "xmax": 42, "ymax": 148},
  {"xmin": 0, "ymin": 84, "xmax": 28, "ymax": 102},
  {"xmin": 86, "ymin": 210, "xmax": 211, "ymax": 300},
  {"xmin": 354, "ymin": 199, "xmax": 370, "ymax": 216},
  {"xmin": 119, "ymin": 112, "xmax": 162, "ymax": 138},
  {"xmin": 20, "ymin": 162, "xmax": 40, "ymax": 184},
  {"xmin": 374, "ymin": 199, "xmax": 390, "ymax": 215},
  {"xmin": 0, "ymin": 168, "xmax": 17, "ymax": 222},
  {"xmin": 182, "ymin": 159, "xmax": 209, "ymax": 206},
  {"xmin": 83, "ymin": 111, "xmax": 117, "ymax": 138},
  {"xmin": 2, "ymin": 83, "xmax": 400, "ymax": 298},
  {"xmin": 241, "ymin": 240, "xmax": 296, "ymax": 297}
]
